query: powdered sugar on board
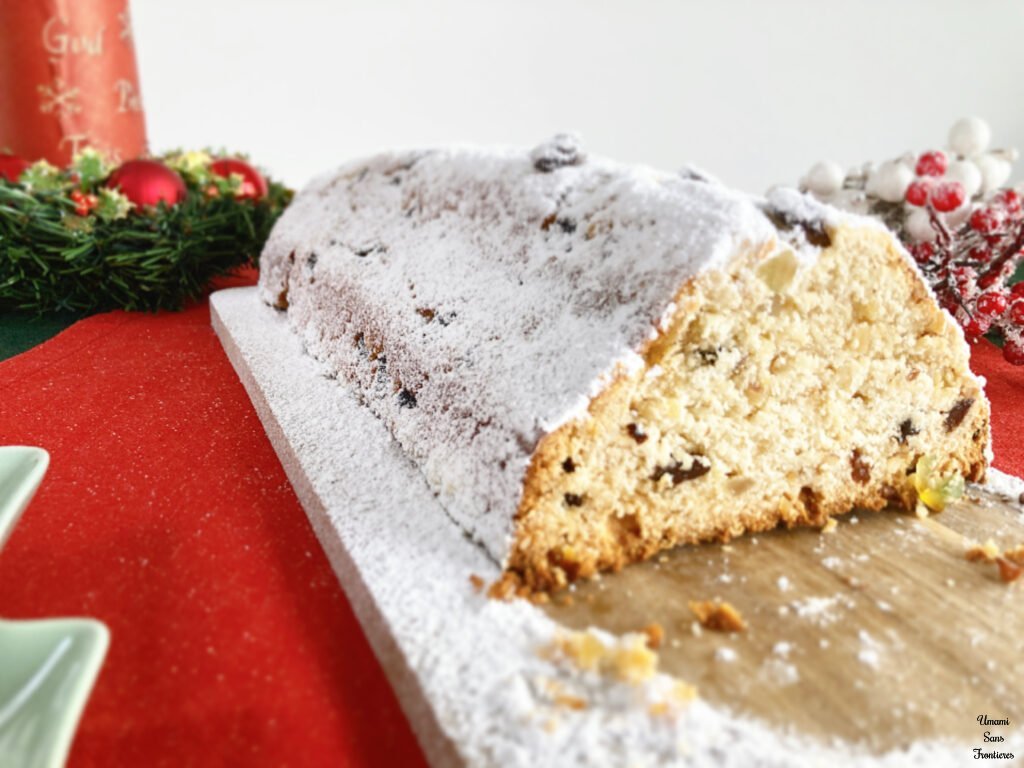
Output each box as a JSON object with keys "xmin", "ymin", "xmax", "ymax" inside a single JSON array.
[
  {"xmin": 211, "ymin": 286, "xmax": 982, "ymax": 768},
  {"xmin": 978, "ymin": 467, "xmax": 1024, "ymax": 505}
]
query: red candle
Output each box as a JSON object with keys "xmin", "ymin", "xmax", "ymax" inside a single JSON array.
[{"xmin": 0, "ymin": 0, "xmax": 148, "ymax": 165}]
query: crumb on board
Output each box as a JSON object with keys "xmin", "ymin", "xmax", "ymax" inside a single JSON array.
[
  {"xmin": 966, "ymin": 539, "xmax": 1001, "ymax": 563},
  {"xmin": 546, "ymin": 629, "xmax": 659, "ymax": 684},
  {"xmin": 554, "ymin": 692, "xmax": 588, "ymax": 710},
  {"xmin": 487, "ymin": 571, "xmax": 520, "ymax": 600},
  {"xmin": 540, "ymin": 678, "xmax": 589, "ymax": 710},
  {"xmin": 468, "ymin": 574, "xmax": 485, "ymax": 592},
  {"xmin": 821, "ymin": 517, "xmax": 838, "ymax": 534},
  {"xmin": 999, "ymin": 544, "xmax": 1023, "ymax": 566},
  {"xmin": 689, "ymin": 600, "xmax": 746, "ymax": 633},
  {"xmin": 965, "ymin": 540, "xmax": 1024, "ymax": 583},
  {"xmin": 841, "ymin": 574, "xmax": 864, "ymax": 590},
  {"xmin": 648, "ymin": 701, "xmax": 670, "ymax": 716},
  {"xmin": 996, "ymin": 558, "xmax": 1022, "ymax": 583},
  {"xmin": 610, "ymin": 637, "xmax": 659, "ymax": 683},
  {"xmin": 649, "ymin": 681, "xmax": 698, "ymax": 715},
  {"xmin": 640, "ymin": 622, "xmax": 665, "ymax": 650}
]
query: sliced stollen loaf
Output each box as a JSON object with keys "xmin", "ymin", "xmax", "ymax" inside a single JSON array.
[{"xmin": 258, "ymin": 136, "xmax": 989, "ymax": 593}]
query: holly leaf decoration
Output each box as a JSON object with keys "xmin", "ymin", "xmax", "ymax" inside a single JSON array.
[
  {"xmin": 19, "ymin": 160, "xmax": 65, "ymax": 193},
  {"xmin": 94, "ymin": 188, "xmax": 134, "ymax": 222},
  {"xmin": 71, "ymin": 148, "xmax": 110, "ymax": 188}
]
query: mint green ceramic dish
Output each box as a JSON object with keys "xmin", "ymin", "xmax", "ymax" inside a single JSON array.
[
  {"xmin": 0, "ymin": 619, "xmax": 110, "ymax": 768},
  {"xmin": 0, "ymin": 446, "xmax": 110, "ymax": 768},
  {"xmin": 0, "ymin": 446, "xmax": 49, "ymax": 551}
]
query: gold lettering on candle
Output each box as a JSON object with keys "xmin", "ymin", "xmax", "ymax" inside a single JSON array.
[
  {"xmin": 41, "ymin": 14, "xmax": 106, "ymax": 57},
  {"xmin": 59, "ymin": 133, "xmax": 90, "ymax": 156},
  {"xmin": 114, "ymin": 80, "xmax": 143, "ymax": 113}
]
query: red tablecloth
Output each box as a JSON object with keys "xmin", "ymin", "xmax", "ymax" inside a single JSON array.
[
  {"xmin": 0, "ymin": 272, "xmax": 427, "ymax": 767},
  {"xmin": 0, "ymin": 273, "xmax": 1021, "ymax": 767}
]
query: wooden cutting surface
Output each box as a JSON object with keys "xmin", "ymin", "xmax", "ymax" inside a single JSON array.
[{"xmin": 546, "ymin": 490, "xmax": 1024, "ymax": 754}]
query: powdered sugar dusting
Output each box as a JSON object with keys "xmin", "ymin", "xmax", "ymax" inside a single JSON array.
[
  {"xmin": 978, "ymin": 468, "xmax": 1024, "ymax": 504},
  {"xmin": 790, "ymin": 595, "xmax": 845, "ymax": 627},
  {"xmin": 715, "ymin": 646, "xmax": 738, "ymax": 664},
  {"xmin": 857, "ymin": 630, "xmax": 883, "ymax": 670},
  {"xmin": 258, "ymin": 141, "xmax": 778, "ymax": 564},
  {"xmin": 762, "ymin": 657, "xmax": 800, "ymax": 687}
]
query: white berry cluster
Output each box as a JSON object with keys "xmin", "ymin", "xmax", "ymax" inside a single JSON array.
[
  {"xmin": 796, "ymin": 118, "xmax": 1024, "ymax": 366},
  {"xmin": 799, "ymin": 117, "xmax": 1019, "ymax": 243}
]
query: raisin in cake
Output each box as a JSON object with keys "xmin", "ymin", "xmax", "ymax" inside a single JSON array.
[{"xmin": 258, "ymin": 136, "xmax": 989, "ymax": 592}]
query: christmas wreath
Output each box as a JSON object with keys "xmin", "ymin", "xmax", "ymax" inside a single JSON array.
[{"xmin": 0, "ymin": 149, "xmax": 291, "ymax": 313}]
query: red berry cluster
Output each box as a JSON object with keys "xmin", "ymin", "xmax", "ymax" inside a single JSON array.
[
  {"xmin": 69, "ymin": 188, "xmax": 99, "ymax": 216},
  {"xmin": 904, "ymin": 151, "xmax": 966, "ymax": 213},
  {"xmin": 908, "ymin": 188, "xmax": 1024, "ymax": 365}
]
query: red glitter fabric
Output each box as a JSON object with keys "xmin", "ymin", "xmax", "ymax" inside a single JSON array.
[
  {"xmin": 0, "ymin": 271, "xmax": 1020, "ymax": 767},
  {"xmin": 0, "ymin": 273, "xmax": 427, "ymax": 768}
]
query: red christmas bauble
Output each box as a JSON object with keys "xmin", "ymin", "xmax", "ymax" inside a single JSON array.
[
  {"xmin": 0, "ymin": 153, "xmax": 29, "ymax": 183},
  {"xmin": 106, "ymin": 159, "xmax": 187, "ymax": 208},
  {"xmin": 209, "ymin": 158, "xmax": 268, "ymax": 200}
]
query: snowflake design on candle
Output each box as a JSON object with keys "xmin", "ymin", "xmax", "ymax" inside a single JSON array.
[{"xmin": 37, "ymin": 76, "xmax": 81, "ymax": 117}]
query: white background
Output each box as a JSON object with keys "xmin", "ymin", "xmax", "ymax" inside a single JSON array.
[{"xmin": 133, "ymin": 0, "xmax": 1024, "ymax": 193}]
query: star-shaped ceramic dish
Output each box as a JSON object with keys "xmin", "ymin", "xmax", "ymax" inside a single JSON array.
[{"xmin": 0, "ymin": 446, "xmax": 110, "ymax": 768}]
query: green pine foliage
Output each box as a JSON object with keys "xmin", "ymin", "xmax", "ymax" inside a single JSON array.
[{"xmin": 0, "ymin": 151, "xmax": 291, "ymax": 312}]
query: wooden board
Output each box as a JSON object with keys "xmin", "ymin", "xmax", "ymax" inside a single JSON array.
[
  {"xmin": 546, "ymin": 498, "xmax": 1024, "ymax": 754},
  {"xmin": 211, "ymin": 286, "xmax": 1024, "ymax": 766}
]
